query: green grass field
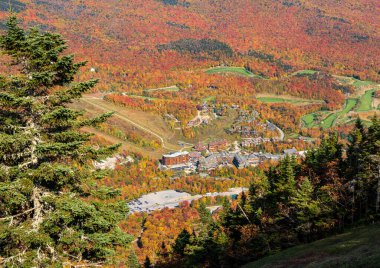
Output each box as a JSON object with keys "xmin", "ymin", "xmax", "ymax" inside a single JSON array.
[
  {"xmin": 341, "ymin": 98, "xmax": 358, "ymax": 114},
  {"xmin": 202, "ymin": 96, "xmax": 216, "ymax": 102},
  {"xmin": 257, "ymin": 96, "xmax": 322, "ymax": 105},
  {"xmin": 303, "ymin": 99, "xmax": 360, "ymax": 129},
  {"xmin": 205, "ymin": 66, "xmax": 263, "ymax": 78},
  {"xmin": 243, "ymin": 224, "xmax": 380, "ymax": 268},
  {"xmin": 291, "ymin": 70, "xmax": 318, "ymax": 76},
  {"xmin": 321, "ymin": 113, "xmax": 337, "ymax": 129},
  {"xmin": 356, "ymin": 90, "xmax": 375, "ymax": 112},
  {"xmin": 302, "ymin": 113, "xmax": 317, "ymax": 128},
  {"xmin": 332, "ymin": 75, "xmax": 375, "ymax": 88},
  {"xmin": 352, "ymin": 79, "xmax": 375, "ymax": 88}
]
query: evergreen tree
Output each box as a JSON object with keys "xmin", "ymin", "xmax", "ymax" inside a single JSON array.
[
  {"xmin": 144, "ymin": 256, "xmax": 152, "ymax": 268},
  {"xmin": 290, "ymin": 178, "xmax": 321, "ymax": 240},
  {"xmin": 127, "ymin": 248, "xmax": 141, "ymax": 268},
  {"xmin": 358, "ymin": 117, "xmax": 380, "ymax": 217},
  {"xmin": 345, "ymin": 117, "xmax": 380, "ymax": 220},
  {"xmin": 172, "ymin": 229, "xmax": 191, "ymax": 257},
  {"xmin": 0, "ymin": 16, "xmax": 131, "ymax": 266},
  {"xmin": 197, "ymin": 200, "xmax": 212, "ymax": 225}
]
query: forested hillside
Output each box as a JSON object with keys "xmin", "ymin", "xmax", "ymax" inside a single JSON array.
[{"xmin": 1, "ymin": 0, "xmax": 379, "ymax": 81}]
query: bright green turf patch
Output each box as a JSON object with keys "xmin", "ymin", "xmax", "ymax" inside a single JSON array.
[
  {"xmin": 291, "ymin": 70, "xmax": 318, "ymax": 76},
  {"xmin": 257, "ymin": 97, "xmax": 322, "ymax": 105},
  {"xmin": 356, "ymin": 90, "xmax": 375, "ymax": 112},
  {"xmin": 352, "ymin": 79, "xmax": 375, "ymax": 88},
  {"xmin": 202, "ymin": 96, "xmax": 216, "ymax": 102},
  {"xmin": 302, "ymin": 113, "xmax": 317, "ymax": 128},
  {"xmin": 321, "ymin": 113, "xmax": 338, "ymax": 129},
  {"xmin": 341, "ymin": 99, "xmax": 358, "ymax": 114},
  {"xmin": 243, "ymin": 224, "xmax": 380, "ymax": 268},
  {"xmin": 303, "ymin": 99, "xmax": 358, "ymax": 129}
]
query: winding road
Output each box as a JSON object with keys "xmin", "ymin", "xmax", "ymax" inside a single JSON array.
[{"xmin": 267, "ymin": 120, "xmax": 285, "ymax": 140}]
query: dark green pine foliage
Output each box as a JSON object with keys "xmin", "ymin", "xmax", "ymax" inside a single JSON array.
[
  {"xmin": 172, "ymin": 229, "xmax": 191, "ymax": 257},
  {"xmin": 197, "ymin": 200, "xmax": 212, "ymax": 225},
  {"xmin": 346, "ymin": 117, "xmax": 380, "ymax": 220},
  {"xmin": 0, "ymin": 17, "xmax": 131, "ymax": 266},
  {"xmin": 289, "ymin": 178, "xmax": 321, "ymax": 240}
]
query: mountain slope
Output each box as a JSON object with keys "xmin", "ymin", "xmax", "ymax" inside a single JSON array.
[
  {"xmin": 243, "ymin": 224, "xmax": 380, "ymax": 268},
  {"xmin": 0, "ymin": 0, "xmax": 379, "ymax": 81}
]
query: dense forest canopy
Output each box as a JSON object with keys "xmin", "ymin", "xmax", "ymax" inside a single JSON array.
[{"xmin": 0, "ymin": 0, "xmax": 378, "ymax": 81}]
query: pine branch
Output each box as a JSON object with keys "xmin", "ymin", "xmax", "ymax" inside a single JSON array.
[
  {"xmin": 0, "ymin": 250, "xmax": 27, "ymax": 265},
  {"xmin": 77, "ymin": 112, "xmax": 114, "ymax": 128},
  {"xmin": 0, "ymin": 208, "xmax": 35, "ymax": 221}
]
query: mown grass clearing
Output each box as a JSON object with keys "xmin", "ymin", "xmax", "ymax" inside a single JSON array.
[
  {"xmin": 144, "ymin": 85, "xmax": 180, "ymax": 92},
  {"xmin": 243, "ymin": 224, "xmax": 380, "ymax": 268},
  {"xmin": 356, "ymin": 89, "xmax": 375, "ymax": 112},
  {"xmin": 202, "ymin": 96, "xmax": 216, "ymax": 102},
  {"xmin": 333, "ymin": 75, "xmax": 375, "ymax": 88},
  {"xmin": 127, "ymin": 94, "xmax": 159, "ymax": 101},
  {"xmin": 291, "ymin": 69, "xmax": 318, "ymax": 76},
  {"xmin": 205, "ymin": 66, "xmax": 263, "ymax": 78},
  {"xmin": 304, "ymin": 99, "xmax": 358, "ymax": 128},
  {"xmin": 302, "ymin": 113, "xmax": 317, "ymax": 128},
  {"xmin": 341, "ymin": 98, "xmax": 358, "ymax": 114},
  {"xmin": 257, "ymin": 96, "xmax": 322, "ymax": 105},
  {"xmin": 352, "ymin": 79, "xmax": 375, "ymax": 88},
  {"xmin": 321, "ymin": 113, "xmax": 337, "ymax": 129}
]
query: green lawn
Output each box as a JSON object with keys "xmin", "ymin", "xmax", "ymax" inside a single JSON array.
[
  {"xmin": 321, "ymin": 113, "xmax": 337, "ymax": 129},
  {"xmin": 205, "ymin": 66, "xmax": 262, "ymax": 78},
  {"xmin": 303, "ymin": 99, "xmax": 358, "ymax": 129},
  {"xmin": 243, "ymin": 224, "xmax": 380, "ymax": 268},
  {"xmin": 202, "ymin": 96, "xmax": 216, "ymax": 102},
  {"xmin": 257, "ymin": 97, "xmax": 321, "ymax": 105},
  {"xmin": 302, "ymin": 113, "xmax": 317, "ymax": 128},
  {"xmin": 356, "ymin": 90, "xmax": 375, "ymax": 112},
  {"xmin": 332, "ymin": 75, "xmax": 375, "ymax": 88},
  {"xmin": 291, "ymin": 70, "xmax": 318, "ymax": 76},
  {"xmin": 352, "ymin": 79, "xmax": 375, "ymax": 88},
  {"xmin": 341, "ymin": 98, "xmax": 358, "ymax": 114}
]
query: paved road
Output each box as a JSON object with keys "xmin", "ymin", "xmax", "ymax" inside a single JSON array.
[
  {"xmin": 267, "ymin": 120, "xmax": 285, "ymax": 140},
  {"xmin": 81, "ymin": 97, "xmax": 179, "ymax": 151}
]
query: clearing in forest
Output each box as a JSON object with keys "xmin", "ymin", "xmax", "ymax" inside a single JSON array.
[
  {"xmin": 144, "ymin": 85, "xmax": 180, "ymax": 92},
  {"xmin": 205, "ymin": 66, "xmax": 263, "ymax": 78},
  {"xmin": 291, "ymin": 69, "xmax": 318, "ymax": 76},
  {"xmin": 356, "ymin": 89, "xmax": 375, "ymax": 112},
  {"xmin": 301, "ymin": 74, "xmax": 379, "ymax": 128},
  {"xmin": 256, "ymin": 94, "xmax": 324, "ymax": 105}
]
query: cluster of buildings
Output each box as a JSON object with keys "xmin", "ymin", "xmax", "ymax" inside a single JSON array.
[
  {"xmin": 241, "ymin": 137, "xmax": 279, "ymax": 147},
  {"xmin": 227, "ymin": 111, "xmax": 278, "ymax": 138},
  {"xmin": 159, "ymin": 138, "xmax": 305, "ymax": 173}
]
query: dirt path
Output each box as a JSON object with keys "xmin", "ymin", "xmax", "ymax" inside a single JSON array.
[{"xmin": 81, "ymin": 97, "xmax": 180, "ymax": 151}]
